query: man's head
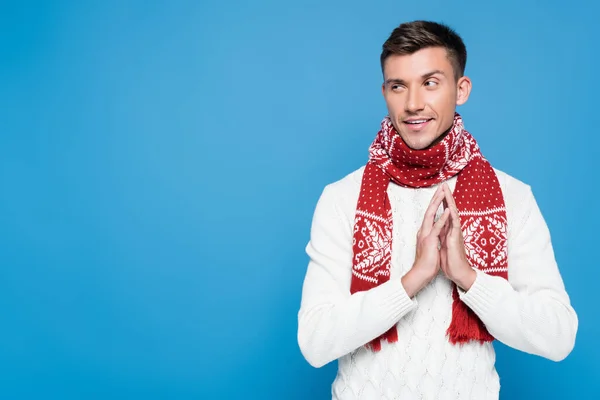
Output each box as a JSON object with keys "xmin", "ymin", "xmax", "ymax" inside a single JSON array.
[{"xmin": 380, "ymin": 21, "xmax": 472, "ymax": 150}]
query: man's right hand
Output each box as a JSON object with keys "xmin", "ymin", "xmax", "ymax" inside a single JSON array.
[{"xmin": 401, "ymin": 184, "xmax": 450, "ymax": 298}]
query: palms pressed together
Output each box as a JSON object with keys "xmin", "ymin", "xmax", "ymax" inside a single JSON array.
[{"xmin": 439, "ymin": 183, "xmax": 475, "ymax": 290}]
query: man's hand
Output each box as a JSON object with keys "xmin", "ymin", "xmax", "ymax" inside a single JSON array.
[
  {"xmin": 439, "ymin": 183, "xmax": 476, "ymax": 291},
  {"xmin": 401, "ymin": 185, "xmax": 450, "ymax": 298}
]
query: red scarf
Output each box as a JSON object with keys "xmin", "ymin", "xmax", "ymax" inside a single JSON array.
[{"xmin": 351, "ymin": 113, "xmax": 508, "ymax": 351}]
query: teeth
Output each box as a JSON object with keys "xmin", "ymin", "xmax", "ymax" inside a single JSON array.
[{"xmin": 406, "ymin": 119, "xmax": 428, "ymax": 124}]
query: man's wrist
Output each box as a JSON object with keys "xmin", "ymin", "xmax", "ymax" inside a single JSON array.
[
  {"xmin": 453, "ymin": 267, "xmax": 477, "ymax": 291},
  {"xmin": 402, "ymin": 267, "xmax": 434, "ymax": 298}
]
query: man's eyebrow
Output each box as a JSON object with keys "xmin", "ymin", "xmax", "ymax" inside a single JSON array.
[
  {"xmin": 384, "ymin": 70, "xmax": 446, "ymax": 85},
  {"xmin": 422, "ymin": 70, "xmax": 445, "ymax": 79},
  {"xmin": 384, "ymin": 78, "xmax": 405, "ymax": 85}
]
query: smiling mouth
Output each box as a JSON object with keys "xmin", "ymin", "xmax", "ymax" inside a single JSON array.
[{"xmin": 403, "ymin": 118, "xmax": 433, "ymax": 130}]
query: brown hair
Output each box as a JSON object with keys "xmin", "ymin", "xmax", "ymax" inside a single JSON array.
[{"xmin": 380, "ymin": 20, "xmax": 467, "ymax": 81}]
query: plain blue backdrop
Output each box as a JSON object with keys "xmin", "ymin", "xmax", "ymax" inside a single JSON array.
[{"xmin": 1, "ymin": 0, "xmax": 597, "ymax": 398}]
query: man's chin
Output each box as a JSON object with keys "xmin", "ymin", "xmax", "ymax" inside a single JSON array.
[
  {"xmin": 400, "ymin": 134, "xmax": 436, "ymax": 151},
  {"xmin": 399, "ymin": 129, "xmax": 448, "ymax": 151}
]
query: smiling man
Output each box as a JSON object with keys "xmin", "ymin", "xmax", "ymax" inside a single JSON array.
[{"xmin": 297, "ymin": 20, "xmax": 578, "ymax": 399}]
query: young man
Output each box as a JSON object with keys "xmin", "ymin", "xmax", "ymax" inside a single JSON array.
[{"xmin": 297, "ymin": 20, "xmax": 578, "ymax": 399}]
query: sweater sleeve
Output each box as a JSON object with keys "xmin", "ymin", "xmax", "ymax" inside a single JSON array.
[
  {"xmin": 297, "ymin": 185, "xmax": 418, "ymax": 368},
  {"xmin": 457, "ymin": 185, "xmax": 578, "ymax": 362}
]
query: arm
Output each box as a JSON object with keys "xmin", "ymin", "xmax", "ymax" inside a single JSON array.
[
  {"xmin": 297, "ymin": 185, "xmax": 418, "ymax": 368},
  {"xmin": 457, "ymin": 186, "xmax": 578, "ymax": 361}
]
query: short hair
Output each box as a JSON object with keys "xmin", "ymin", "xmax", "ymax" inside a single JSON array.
[{"xmin": 380, "ymin": 20, "xmax": 467, "ymax": 81}]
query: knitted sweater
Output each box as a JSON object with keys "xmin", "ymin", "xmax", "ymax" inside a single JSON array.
[{"xmin": 297, "ymin": 166, "xmax": 578, "ymax": 400}]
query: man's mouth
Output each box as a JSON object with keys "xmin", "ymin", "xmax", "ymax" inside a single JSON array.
[{"xmin": 403, "ymin": 118, "xmax": 433, "ymax": 130}]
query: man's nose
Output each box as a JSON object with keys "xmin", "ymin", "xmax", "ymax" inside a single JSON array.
[{"xmin": 405, "ymin": 89, "xmax": 425, "ymax": 113}]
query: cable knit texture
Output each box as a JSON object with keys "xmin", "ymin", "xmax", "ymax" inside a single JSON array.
[{"xmin": 298, "ymin": 166, "xmax": 578, "ymax": 400}]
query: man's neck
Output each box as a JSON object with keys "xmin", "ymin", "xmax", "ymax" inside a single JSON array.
[{"xmin": 424, "ymin": 122, "xmax": 454, "ymax": 150}]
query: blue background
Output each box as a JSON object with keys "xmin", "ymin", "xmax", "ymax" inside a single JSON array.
[{"xmin": 1, "ymin": 0, "xmax": 596, "ymax": 398}]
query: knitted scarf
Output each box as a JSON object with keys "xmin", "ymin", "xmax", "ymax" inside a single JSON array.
[{"xmin": 351, "ymin": 112, "xmax": 508, "ymax": 351}]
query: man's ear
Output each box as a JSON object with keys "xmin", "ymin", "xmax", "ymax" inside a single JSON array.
[{"xmin": 456, "ymin": 76, "xmax": 472, "ymax": 106}]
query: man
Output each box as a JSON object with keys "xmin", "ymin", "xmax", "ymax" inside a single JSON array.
[{"xmin": 297, "ymin": 20, "xmax": 578, "ymax": 400}]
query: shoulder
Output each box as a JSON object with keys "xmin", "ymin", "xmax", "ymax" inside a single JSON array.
[
  {"xmin": 324, "ymin": 165, "xmax": 365, "ymax": 195},
  {"xmin": 315, "ymin": 165, "xmax": 365, "ymax": 224},
  {"xmin": 493, "ymin": 167, "xmax": 532, "ymax": 201},
  {"xmin": 492, "ymin": 167, "xmax": 538, "ymax": 238}
]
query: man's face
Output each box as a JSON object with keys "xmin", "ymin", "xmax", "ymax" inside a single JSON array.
[{"xmin": 381, "ymin": 47, "xmax": 471, "ymax": 150}]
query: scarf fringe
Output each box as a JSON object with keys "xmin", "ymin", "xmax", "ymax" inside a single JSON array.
[
  {"xmin": 368, "ymin": 326, "xmax": 399, "ymax": 352},
  {"xmin": 446, "ymin": 286, "xmax": 494, "ymax": 344}
]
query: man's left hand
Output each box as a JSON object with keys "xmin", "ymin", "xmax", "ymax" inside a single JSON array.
[{"xmin": 439, "ymin": 183, "xmax": 476, "ymax": 291}]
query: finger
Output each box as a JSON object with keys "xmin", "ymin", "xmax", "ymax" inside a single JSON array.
[
  {"xmin": 451, "ymin": 207, "xmax": 461, "ymax": 230},
  {"xmin": 443, "ymin": 183, "xmax": 458, "ymax": 211},
  {"xmin": 441, "ymin": 214, "xmax": 451, "ymax": 239},
  {"xmin": 440, "ymin": 217, "xmax": 449, "ymax": 237},
  {"xmin": 421, "ymin": 185, "xmax": 445, "ymax": 235},
  {"xmin": 442, "ymin": 184, "xmax": 461, "ymax": 229},
  {"xmin": 439, "ymin": 227, "xmax": 448, "ymax": 247},
  {"xmin": 431, "ymin": 208, "xmax": 450, "ymax": 237}
]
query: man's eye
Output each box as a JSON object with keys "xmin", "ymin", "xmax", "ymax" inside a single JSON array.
[{"xmin": 425, "ymin": 81, "xmax": 438, "ymax": 87}]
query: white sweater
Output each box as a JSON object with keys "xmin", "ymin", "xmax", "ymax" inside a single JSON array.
[{"xmin": 297, "ymin": 166, "xmax": 578, "ymax": 400}]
